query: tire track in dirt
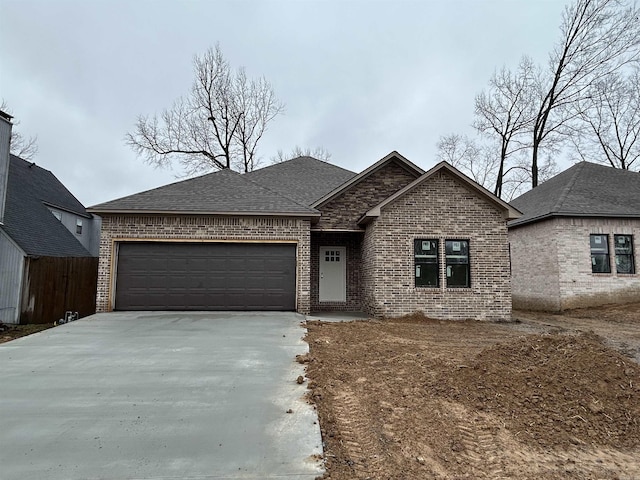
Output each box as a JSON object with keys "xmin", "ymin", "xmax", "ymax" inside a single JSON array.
[
  {"xmin": 331, "ymin": 387, "xmax": 383, "ymax": 477},
  {"xmin": 458, "ymin": 422, "xmax": 505, "ymax": 478}
]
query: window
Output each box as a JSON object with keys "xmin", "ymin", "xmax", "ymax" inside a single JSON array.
[
  {"xmin": 51, "ymin": 210, "xmax": 62, "ymax": 221},
  {"xmin": 446, "ymin": 240, "xmax": 470, "ymax": 288},
  {"xmin": 325, "ymin": 250, "xmax": 340, "ymax": 262},
  {"xmin": 414, "ymin": 239, "xmax": 439, "ymax": 287},
  {"xmin": 590, "ymin": 234, "xmax": 610, "ymax": 273},
  {"xmin": 76, "ymin": 218, "xmax": 83, "ymax": 235},
  {"xmin": 614, "ymin": 235, "xmax": 635, "ymax": 274}
]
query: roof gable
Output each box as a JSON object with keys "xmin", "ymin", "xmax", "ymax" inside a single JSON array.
[
  {"xmin": 89, "ymin": 167, "xmax": 319, "ymax": 216},
  {"xmin": 311, "ymin": 151, "xmax": 424, "ymax": 208},
  {"xmin": 1, "ymin": 155, "xmax": 91, "ymax": 257},
  {"xmin": 246, "ymin": 156, "xmax": 356, "ymax": 206},
  {"xmin": 509, "ymin": 162, "xmax": 640, "ymax": 227},
  {"xmin": 358, "ymin": 161, "xmax": 521, "ymax": 225}
]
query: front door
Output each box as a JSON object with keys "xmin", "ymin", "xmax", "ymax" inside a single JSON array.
[{"xmin": 319, "ymin": 247, "xmax": 346, "ymax": 302}]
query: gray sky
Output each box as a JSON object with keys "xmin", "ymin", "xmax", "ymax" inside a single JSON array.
[{"xmin": 0, "ymin": 0, "xmax": 566, "ymax": 207}]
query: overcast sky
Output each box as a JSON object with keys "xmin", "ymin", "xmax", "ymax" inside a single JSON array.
[{"xmin": 0, "ymin": 0, "xmax": 567, "ymax": 207}]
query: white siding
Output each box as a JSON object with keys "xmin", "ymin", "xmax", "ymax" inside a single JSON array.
[{"xmin": 0, "ymin": 229, "xmax": 24, "ymax": 324}]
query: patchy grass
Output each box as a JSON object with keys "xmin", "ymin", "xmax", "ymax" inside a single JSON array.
[{"xmin": 0, "ymin": 323, "xmax": 54, "ymax": 344}]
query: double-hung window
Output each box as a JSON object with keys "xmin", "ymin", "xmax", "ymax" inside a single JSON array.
[
  {"xmin": 414, "ymin": 239, "xmax": 439, "ymax": 287},
  {"xmin": 614, "ymin": 235, "xmax": 635, "ymax": 274},
  {"xmin": 445, "ymin": 240, "xmax": 470, "ymax": 288},
  {"xmin": 590, "ymin": 234, "xmax": 610, "ymax": 273}
]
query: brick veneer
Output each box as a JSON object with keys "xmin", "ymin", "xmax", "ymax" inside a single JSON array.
[
  {"xmin": 315, "ymin": 161, "xmax": 418, "ymax": 230},
  {"xmin": 361, "ymin": 170, "xmax": 512, "ymax": 320},
  {"xmin": 96, "ymin": 215, "xmax": 311, "ymax": 313},
  {"xmin": 310, "ymin": 231, "xmax": 363, "ymax": 311},
  {"xmin": 510, "ymin": 217, "xmax": 640, "ymax": 310}
]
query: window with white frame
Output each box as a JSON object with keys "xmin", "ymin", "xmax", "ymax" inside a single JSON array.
[
  {"xmin": 76, "ymin": 218, "xmax": 83, "ymax": 235},
  {"xmin": 590, "ymin": 234, "xmax": 611, "ymax": 273},
  {"xmin": 614, "ymin": 235, "xmax": 635, "ymax": 274}
]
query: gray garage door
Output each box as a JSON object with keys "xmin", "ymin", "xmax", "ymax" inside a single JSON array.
[{"xmin": 115, "ymin": 242, "xmax": 296, "ymax": 311}]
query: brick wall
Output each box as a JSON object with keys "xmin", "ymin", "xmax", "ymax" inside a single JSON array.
[
  {"xmin": 509, "ymin": 219, "xmax": 561, "ymax": 311},
  {"xmin": 96, "ymin": 215, "xmax": 311, "ymax": 313},
  {"xmin": 361, "ymin": 171, "xmax": 512, "ymax": 321},
  {"xmin": 315, "ymin": 161, "xmax": 418, "ymax": 230},
  {"xmin": 510, "ymin": 217, "xmax": 640, "ymax": 310},
  {"xmin": 310, "ymin": 231, "xmax": 363, "ymax": 311}
]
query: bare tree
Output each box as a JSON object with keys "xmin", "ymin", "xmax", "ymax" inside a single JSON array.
[
  {"xmin": 436, "ymin": 134, "xmax": 500, "ymax": 190},
  {"xmin": 0, "ymin": 100, "xmax": 38, "ymax": 161},
  {"xmin": 530, "ymin": 0, "xmax": 640, "ymax": 187},
  {"xmin": 473, "ymin": 57, "xmax": 537, "ymax": 197},
  {"xmin": 126, "ymin": 44, "xmax": 284, "ymax": 175},
  {"xmin": 569, "ymin": 68, "xmax": 640, "ymax": 170},
  {"xmin": 270, "ymin": 146, "xmax": 332, "ymax": 164},
  {"xmin": 436, "ymin": 133, "xmax": 558, "ymax": 200},
  {"xmin": 234, "ymin": 70, "xmax": 284, "ymax": 172}
]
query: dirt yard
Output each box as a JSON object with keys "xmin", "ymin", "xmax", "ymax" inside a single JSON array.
[
  {"xmin": 0, "ymin": 323, "xmax": 53, "ymax": 344},
  {"xmin": 303, "ymin": 303, "xmax": 640, "ymax": 479}
]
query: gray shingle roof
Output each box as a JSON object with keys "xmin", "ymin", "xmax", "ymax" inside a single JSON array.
[
  {"xmin": 89, "ymin": 157, "xmax": 356, "ymax": 214},
  {"xmin": 1, "ymin": 155, "xmax": 91, "ymax": 257},
  {"xmin": 89, "ymin": 167, "xmax": 320, "ymax": 214},
  {"xmin": 509, "ymin": 162, "xmax": 640, "ymax": 227},
  {"xmin": 246, "ymin": 156, "xmax": 356, "ymax": 205}
]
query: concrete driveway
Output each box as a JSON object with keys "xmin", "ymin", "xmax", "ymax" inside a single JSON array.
[{"xmin": 0, "ymin": 312, "xmax": 323, "ymax": 480}]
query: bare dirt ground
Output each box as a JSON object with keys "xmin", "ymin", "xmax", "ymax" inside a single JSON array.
[
  {"xmin": 0, "ymin": 322, "xmax": 54, "ymax": 344},
  {"xmin": 303, "ymin": 303, "xmax": 640, "ymax": 479}
]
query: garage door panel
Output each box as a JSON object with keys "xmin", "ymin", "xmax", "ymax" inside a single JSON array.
[{"xmin": 115, "ymin": 242, "xmax": 296, "ymax": 311}]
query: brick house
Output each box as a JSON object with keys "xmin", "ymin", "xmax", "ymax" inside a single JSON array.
[
  {"xmin": 88, "ymin": 151, "xmax": 520, "ymax": 320},
  {"xmin": 508, "ymin": 162, "xmax": 640, "ymax": 311}
]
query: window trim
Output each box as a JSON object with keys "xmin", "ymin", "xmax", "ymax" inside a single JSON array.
[
  {"xmin": 414, "ymin": 239, "xmax": 440, "ymax": 288},
  {"xmin": 590, "ymin": 234, "xmax": 611, "ymax": 274},
  {"xmin": 445, "ymin": 239, "xmax": 470, "ymax": 288},
  {"xmin": 614, "ymin": 234, "xmax": 635, "ymax": 275}
]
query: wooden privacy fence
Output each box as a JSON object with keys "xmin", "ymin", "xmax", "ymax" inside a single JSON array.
[{"xmin": 20, "ymin": 256, "xmax": 98, "ymax": 324}]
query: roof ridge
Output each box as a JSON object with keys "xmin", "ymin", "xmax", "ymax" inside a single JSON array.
[
  {"xmin": 551, "ymin": 162, "xmax": 584, "ymax": 213},
  {"xmin": 241, "ymin": 170, "xmax": 319, "ymax": 212},
  {"xmin": 248, "ymin": 156, "xmax": 356, "ymax": 176}
]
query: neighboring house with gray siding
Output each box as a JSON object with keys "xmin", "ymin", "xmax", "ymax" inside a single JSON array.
[
  {"xmin": 508, "ymin": 162, "xmax": 640, "ymax": 311},
  {"xmin": 89, "ymin": 151, "xmax": 520, "ymax": 320},
  {"xmin": 0, "ymin": 110, "xmax": 100, "ymax": 324}
]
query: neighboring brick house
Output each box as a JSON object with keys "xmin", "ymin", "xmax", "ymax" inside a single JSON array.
[
  {"xmin": 88, "ymin": 151, "xmax": 520, "ymax": 320},
  {"xmin": 508, "ymin": 162, "xmax": 640, "ymax": 311}
]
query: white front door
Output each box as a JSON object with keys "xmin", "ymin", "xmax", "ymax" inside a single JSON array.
[{"xmin": 319, "ymin": 247, "xmax": 346, "ymax": 302}]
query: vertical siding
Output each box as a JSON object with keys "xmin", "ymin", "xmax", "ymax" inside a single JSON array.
[
  {"xmin": 88, "ymin": 214, "xmax": 102, "ymax": 257},
  {"xmin": 0, "ymin": 230, "xmax": 25, "ymax": 324}
]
